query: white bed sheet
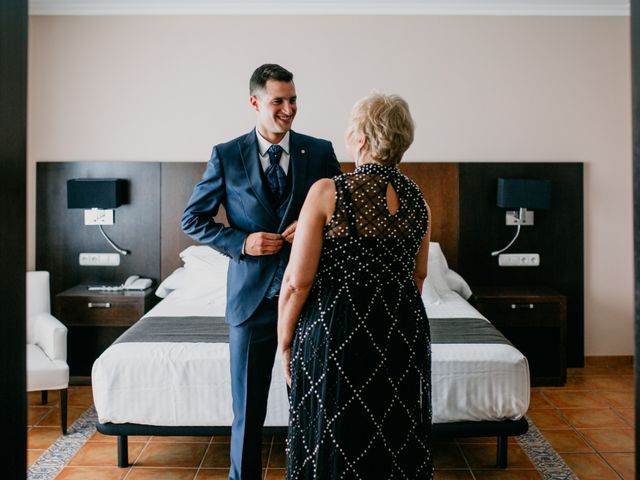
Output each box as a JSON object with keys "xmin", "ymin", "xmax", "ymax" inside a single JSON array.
[{"xmin": 92, "ymin": 290, "xmax": 530, "ymax": 426}]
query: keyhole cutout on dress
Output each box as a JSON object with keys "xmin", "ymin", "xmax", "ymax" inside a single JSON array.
[{"xmin": 386, "ymin": 182, "xmax": 399, "ymax": 215}]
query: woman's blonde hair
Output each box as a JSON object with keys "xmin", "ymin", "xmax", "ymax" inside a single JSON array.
[{"xmin": 347, "ymin": 92, "xmax": 415, "ymax": 167}]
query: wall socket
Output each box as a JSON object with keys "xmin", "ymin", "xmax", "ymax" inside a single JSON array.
[
  {"xmin": 498, "ymin": 253, "xmax": 540, "ymax": 267},
  {"xmin": 79, "ymin": 253, "xmax": 120, "ymax": 266}
]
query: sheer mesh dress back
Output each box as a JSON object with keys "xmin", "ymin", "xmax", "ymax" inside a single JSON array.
[{"xmin": 286, "ymin": 163, "xmax": 433, "ymax": 480}]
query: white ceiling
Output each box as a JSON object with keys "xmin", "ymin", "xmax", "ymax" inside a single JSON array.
[{"xmin": 29, "ymin": 0, "xmax": 630, "ymax": 16}]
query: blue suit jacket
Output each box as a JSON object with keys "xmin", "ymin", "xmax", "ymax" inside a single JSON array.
[{"xmin": 181, "ymin": 129, "xmax": 342, "ymax": 326}]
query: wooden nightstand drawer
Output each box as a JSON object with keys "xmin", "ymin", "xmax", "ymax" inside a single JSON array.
[
  {"xmin": 57, "ymin": 296, "xmax": 144, "ymax": 327},
  {"xmin": 471, "ymin": 286, "xmax": 567, "ymax": 386},
  {"xmin": 55, "ymin": 284, "xmax": 158, "ymax": 379},
  {"xmin": 473, "ymin": 301, "xmax": 562, "ymax": 327}
]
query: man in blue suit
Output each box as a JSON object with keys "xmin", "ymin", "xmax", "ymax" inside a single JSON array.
[{"xmin": 182, "ymin": 64, "xmax": 341, "ymax": 480}]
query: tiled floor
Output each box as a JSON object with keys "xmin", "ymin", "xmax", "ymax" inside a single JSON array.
[
  {"xmin": 530, "ymin": 360, "xmax": 635, "ymax": 480},
  {"xmin": 27, "ymin": 358, "xmax": 635, "ymax": 479}
]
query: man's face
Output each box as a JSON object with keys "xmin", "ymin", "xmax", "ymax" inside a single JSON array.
[{"xmin": 250, "ymin": 80, "xmax": 297, "ymax": 142}]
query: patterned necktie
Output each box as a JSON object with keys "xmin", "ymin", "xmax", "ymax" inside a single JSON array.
[
  {"xmin": 266, "ymin": 144, "xmax": 286, "ymax": 205},
  {"xmin": 264, "ymin": 144, "xmax": 287, "ymax": 298}
]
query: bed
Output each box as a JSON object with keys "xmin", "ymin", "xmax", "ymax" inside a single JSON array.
[{"xmin": 92, "ymin": 243, "xmax": 530, "ymax": 468}]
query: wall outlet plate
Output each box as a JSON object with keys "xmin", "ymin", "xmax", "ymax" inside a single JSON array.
[
  {"xmin": 79, "ymin": 253, "xmax": 120, "ymax": 266},
  {"xmin": 498, "ymin": 253, "xmax": 540, "ymax": 267},
  {"xmin": 84, "ymin": 209, "xmax": 114, "ymax": 225}
]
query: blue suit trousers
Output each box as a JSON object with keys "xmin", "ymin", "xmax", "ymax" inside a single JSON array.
[{"xmin": 228, "ymin": 297, "xmax": 279, "ymax": 480}]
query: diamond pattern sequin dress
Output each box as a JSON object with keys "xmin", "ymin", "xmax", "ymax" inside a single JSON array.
[{"xmin": 286, "ymin": 163, "xmax": 433, "ymax": 479}]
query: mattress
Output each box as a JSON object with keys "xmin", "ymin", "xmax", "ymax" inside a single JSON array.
[{"xmin": 92, "ymin": 289, "xmax": 530, "ymax": 427}]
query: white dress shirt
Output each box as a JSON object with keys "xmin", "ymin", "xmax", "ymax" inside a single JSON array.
[
  {"xmin": 256, "ymin": 130, "xmax": 290, "ymax": 174},
  {"xmin": 243, "ymin": 130, "xmax": 291, "ymax": 255}
]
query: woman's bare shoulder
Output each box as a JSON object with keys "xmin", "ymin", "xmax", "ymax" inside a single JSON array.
[
  {"xmin": 309, "ymin": 178, "xmax": 336, "ymax": 198},
  {"xmin": 305, "ymin": 178, "xmax": 337, "ymax": 220}
]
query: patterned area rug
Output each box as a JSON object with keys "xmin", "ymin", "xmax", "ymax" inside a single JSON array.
[
  {"xmin": 28, "ymin": 406, "xmax": 98, "ymax": 480},
  {"xmin": 516, "ymin": 418, "xmax": 577, "ymax": 479},
  {"xmin": 28, "ymin": 409, "xmax": 576, "ymax": 479}
]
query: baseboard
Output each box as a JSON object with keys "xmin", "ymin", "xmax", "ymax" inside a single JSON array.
[
  {"xmin": 70, "ymin": 376, "xmax": 92, "ymax": 386},
  {"xmin": 584, "ymin": 355, "xmax": 634, "ymax": 366}
]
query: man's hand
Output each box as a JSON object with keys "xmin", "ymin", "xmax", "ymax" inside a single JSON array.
[
  {"xmin": 244, "ymin": 232, "xmax": 283, "ymax": 256},
  {"xmin": 282, "ymin": 220, "xmax": 298, "ymax": 244}
]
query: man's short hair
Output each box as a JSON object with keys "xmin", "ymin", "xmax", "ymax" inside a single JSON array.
[{"xmin": 250, "ymin": 64, "xmax": 294, "ymax": 96}]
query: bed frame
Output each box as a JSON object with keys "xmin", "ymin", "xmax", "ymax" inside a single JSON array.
[
  {"xmin": 91, "ymin": 161, "xmax": 528, "ymax": 468},
  {"xmin": 97, "ymin": 418, "xmax": 528, "ymax": 469}
]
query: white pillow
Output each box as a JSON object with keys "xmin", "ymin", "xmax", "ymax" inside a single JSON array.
[
  {"xmin": 180, "ymin": 245, "xmax": 230, "ymax": 271},
  {"xmin": 426, "ymin": 242, "xmax": 473, "ymax": 299},
  {"xmin": 155, "ymin": 267, "xmax": 186, "ymax": 298},
  {"xmin": 171, "ymin": 267, "xmax": 227, "ymax": 302},
  {"xmin": 421, "ymin": 277, "xmax": 442, "ymax": 305},
  {"xmin": 444, "ymin": 269, "xmax": 472, "ymax": 300},
  {"xmin": 164, "ymin": 244, "xmax": 471, "ymax": 304},
  {"xmin": 427, "ymin": 242, "xmax": 451, "ymax": 295},
  {"xmin": 158, "ymin": 246, "xmax": 230, "ymax": 300}
]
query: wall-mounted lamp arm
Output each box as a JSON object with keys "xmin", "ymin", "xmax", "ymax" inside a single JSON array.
[
  {"xmin": 98, "ymin": 225, "xmax": 130, "ymax": 256},
  {"xmin": 491, "ymin": 207, "xmax": 528, "ymax": 256},
  {"xmin": 491, "ymin": 223, "xmax": 521, "ymax": 257}
]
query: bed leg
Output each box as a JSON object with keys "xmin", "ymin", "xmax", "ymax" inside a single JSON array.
[
  {"xmin": 117, "ymin": 435, "xmax": 129, "ymax": 468},
  {"xmin": 496, "ymin": 435, "xmax": 508, "ymax": 468}
]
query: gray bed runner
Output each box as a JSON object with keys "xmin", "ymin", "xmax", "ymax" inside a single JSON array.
[
  {"xmin": 430, "ymin": 317, "xmax": 512, "ymax": 345},
  {"xmin": 114, "ymin": 316, "xmax": 228, "ymax": 344},
  {"xmin": 113, "ymin": 316, "xmax": 511, "ymax": 346}
]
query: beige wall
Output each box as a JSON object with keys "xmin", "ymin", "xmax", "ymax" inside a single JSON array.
[{"xmin": 28, "ymin": 15, "xmax": 632, "ymax": 356}]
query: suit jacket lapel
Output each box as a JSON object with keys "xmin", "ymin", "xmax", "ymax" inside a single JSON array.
[
  {"xmin": 280, "ymin": 131, "xmax": 309, "ymax": 230},
  {"xmin": 239, "ymin": 130, "xmax": 279, "ymax": 223}
]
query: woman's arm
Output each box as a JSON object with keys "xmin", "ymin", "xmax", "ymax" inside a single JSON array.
[
  {"xmin": 413, "ymin": 202, "xmax": 432, "ymax": 292},
  {"xmin": 278, "ymin": 178, "xmax": 336, "ymax": 386}
]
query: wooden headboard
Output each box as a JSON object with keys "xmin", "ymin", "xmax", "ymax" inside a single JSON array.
[
  {"xmin": 159, "ymin": 162, "xmax": 460, "ymax": 278},
  {"xmin": 38, "ymin": 160, "xmax": 583, "ymax": 367}
]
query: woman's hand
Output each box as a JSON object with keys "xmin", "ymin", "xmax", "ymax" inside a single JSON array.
[{"xmin": 281, "ymin": 346, "xmax": 292, "ymax": 387}]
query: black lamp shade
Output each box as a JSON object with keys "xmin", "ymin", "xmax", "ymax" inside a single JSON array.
[
  {"xmin": 497, "ymin": 178, "xmax": 551, "ymax": 209},
  {"xmin": 67, "ymin": 178, "xmax": 126, "ymax": 209}
]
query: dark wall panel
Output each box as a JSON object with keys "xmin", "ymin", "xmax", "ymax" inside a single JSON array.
[
  {"xmin": 459, "ymin": 163, "xmax": 584, "ymax": 367},
  {"xmin": 0, "ymin": 0, "xmax": 27, "ymax": 476},
  {"xmin": 630, "ymin": 0, "xmax": 639, "ymax": 471},
  {"xmin": 160, "ymin": 162, "xmax": 231, "ymax": 279},
  {"xmin": 161, "ymin": 163, "xmax": 206, "ymax": 279},
  {"xmin": 36, "ymin": 162, "xmax": 161, "ymax": 297}
]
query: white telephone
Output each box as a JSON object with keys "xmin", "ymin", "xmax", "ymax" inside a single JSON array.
[{"xmin": 123, "ymin": 275, "xmax": 153, "ymax": 290}]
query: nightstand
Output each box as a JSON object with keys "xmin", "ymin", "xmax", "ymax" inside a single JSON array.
[
  {"xmin": 471, "ymin": 286, "xmax": 567, "ymax": 386},
  {"xmin": 55, "ymin": 284, "xmax": 158, "ymax": 382}
]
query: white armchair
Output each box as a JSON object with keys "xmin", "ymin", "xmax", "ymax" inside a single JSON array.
[{"xmin": 26, "ymin": 271, "xmax": 69, "ymax": 434}]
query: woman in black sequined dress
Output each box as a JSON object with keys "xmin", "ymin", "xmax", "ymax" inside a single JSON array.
[{"xmin": 278, "ymin": 93, "xmax": 433, "ymax": 479}]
